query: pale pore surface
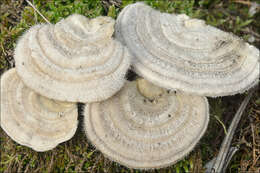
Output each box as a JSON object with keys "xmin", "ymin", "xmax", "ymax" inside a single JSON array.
[
  {"xmin": 0, "ymin": 69, "xmax": 78, "ymax": 152},
  {"xmin": 14, "ymin": 14, "xmax": 131, "ymax": 102},
  {"xmin": 84, "ymin": 81, "xmax": 209, "ymax": 169},
  {"xmin": 115, "ymin": 2, "xmax": 259, "ymax": 97}
]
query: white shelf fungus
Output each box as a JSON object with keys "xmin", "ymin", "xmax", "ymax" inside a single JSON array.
[
  {"xmin": 0, "ymin": 69, "xmax": 78, "ymax": 152},
  {"xmin": 84, "ymin": 80, "xmax": 209, "ymax": 169},
  {"xmin": 14, "ymin": 14, "xmax": 131, "ymax": 102},
  {"xmin": 115, "ymin": 2, "xmax": 259, "ymax": 97}
]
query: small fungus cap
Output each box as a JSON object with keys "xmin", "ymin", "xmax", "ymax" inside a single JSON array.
[
  {"xmin": 0, "ymin": 69, "xmax": 78, "ymax": 152},
  {"xmin": 14, "ymin": 14, "xmax": 131, "ymax": 102},
  {"xmin": 115, "ymin": 2, "xmax": 259, "ymax": 97},
  {"xmin": 84, "ymin": 80, "xmax": 209, "ymax": 169}
]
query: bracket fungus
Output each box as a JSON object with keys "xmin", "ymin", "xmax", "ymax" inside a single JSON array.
[
  {"xmin": 0, "ymin": 69, "xmax": 78, "ymax": 151},
  {"xmin": 14, "ymin": 14, "xmax": 131, "ymax": 102},
  {"xmin": 84, "ymin": 79, "xmax": 209, "ymax": 169},
  {"xmin": 115, "ymin": 2, "xmax": 259, "ymax": 97}
]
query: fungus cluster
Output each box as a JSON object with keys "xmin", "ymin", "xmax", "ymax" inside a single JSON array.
[
  {"xmin": 1, "ymin": 14, "xmax": 130, "ymax": 151},
  {"xmin": 1, "ymin": 2, "xmax": 259, "ymax": 170}
]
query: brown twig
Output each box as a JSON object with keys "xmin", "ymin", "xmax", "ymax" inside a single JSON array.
[
  {"xmin": 75, "ymin": 157, "xmax": 88, "ymax": 172},
  {"xmin": 233, "ymin": 0, "xmax": 253, "ymax": 6},
  {"xmin": 241, "ymin": 28, "xmax": 260, "ymax": 39},
  {"xmin": 250, "ymin": 124, "xmax": 256, "ymax": 162},
  {"xmin": 17, "ymin": 155, "xmax": 27, "ymax": 172},
  {"xmin": 47, "ymin": 154, "xmax": 54, "ymax": 173}
]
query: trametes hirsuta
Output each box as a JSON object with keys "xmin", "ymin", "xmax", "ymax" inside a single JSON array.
[
  {"xmin": 115, "ymin": 2, "xmax": 259, "ymax": 97},
  {"xmin": 1, "ymin": 2, "xmax": 259, "ymax": 170}
]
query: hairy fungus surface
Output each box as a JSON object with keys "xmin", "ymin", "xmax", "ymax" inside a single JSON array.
[
  {"xmin": 0, "ymin": 69, "xmax": 78, "ymax": 152},
  {"xmin": 84, "ymin": 80, "xmax": 209, "ymax": 169},
  {"xmin": 14, "ymin": 14, "xmax": 131, "ymax": 102},
  {"xmin": 115, "ymin": 2, "xmax": 259, "ymax": 97}
]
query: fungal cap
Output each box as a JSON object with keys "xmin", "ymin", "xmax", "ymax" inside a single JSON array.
[
  {"xmin": 55, "ymin": 14, "xmax": 115, "ymax": 45},
  {"xmin": 14, "ymin": 14, "xmax": 131, "ymax": 102},
  {"xmin": 84, "ymin": 80, "xmax": 209, "ymax": 169},
  {"xmin": 115, "ymin": 2, "xmax": 259, "ymax": 97},
  {"xmin": 0, "ymin": 69, "xmax": 78, "ymax": 151}
]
